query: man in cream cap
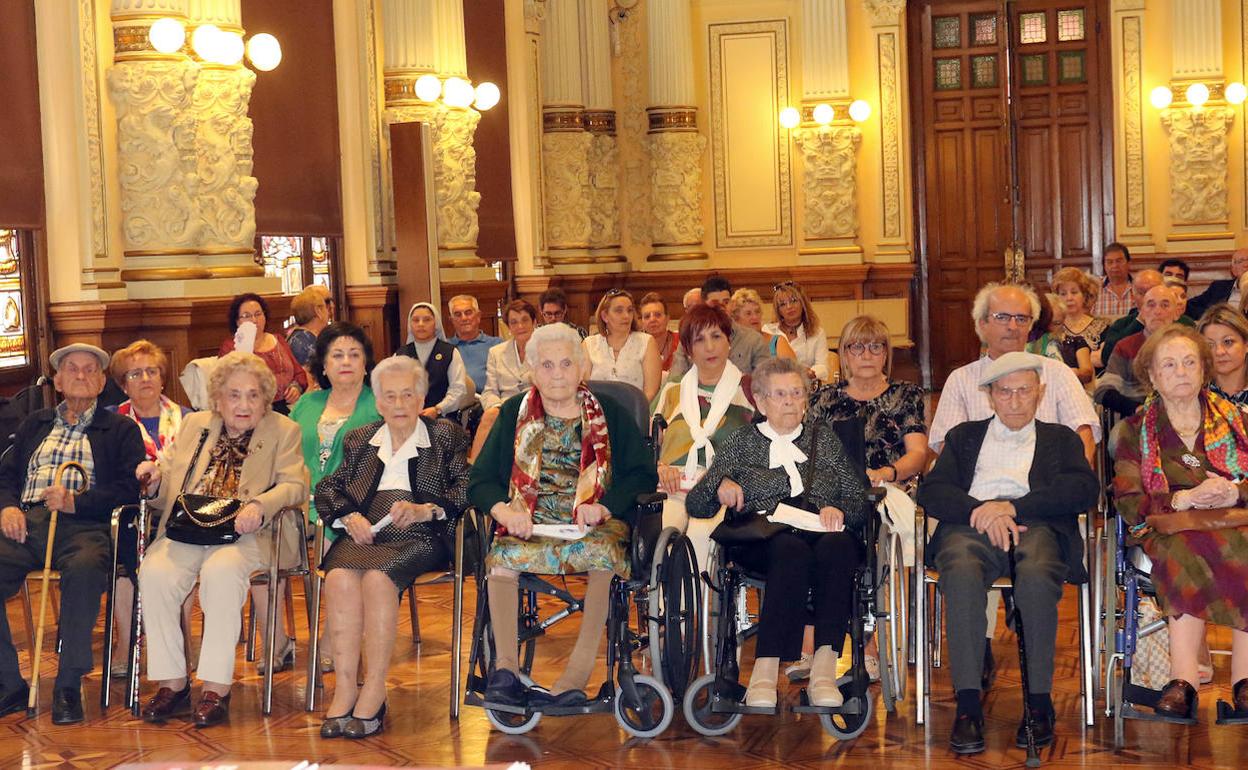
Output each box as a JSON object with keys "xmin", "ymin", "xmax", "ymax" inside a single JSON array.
[
  {"xmin": 917, "ymin": 351, "xmax": 1099, "ymax": 756},
  {"xmin": 0, "ymin": 343, "xmax": 144, "ymax": 723}
]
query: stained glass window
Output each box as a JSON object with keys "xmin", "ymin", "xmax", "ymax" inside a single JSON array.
[
  {"xmin": 1021, "ymin": 54, "xmax": 1048, "ymax": 86},
  {"xmin": 1019, "ymin": 12, "xmax": 1047, "ymax": 44},
  {"xmin": 933, "ymin": 16, "xmax": 961, "ymax": 49},
  {"xmin": 260, "ymin": 235, "xmax": 305, "ymax": 296},
  {"xmin": 0, "ymin": 230, "xmax": 29, "ymax": 370},
  {"xmin": 972, "ymin": 55, "xmax": 998, "ymax": 88},
  {"xmin": 310, "ymin": 236, "xmax": 332, "ymax": 290},
  {"xmin": 1058, "ymin": 51, "xmax": 1086, "ymax": 83},
  {"xmin": 935, "ymin": 58, "xmax": 962, "ymax": 90},
  {"xmin": 971, "ymin": 14, "xmax": 997, "ymax": 46},
  {"xmin": 1057, "ymin": 9, "xmax": 1085, "ymax": 41}
]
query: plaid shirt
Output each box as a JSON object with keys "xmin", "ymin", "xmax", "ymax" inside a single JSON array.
[
  {"xmin": 1092, "ymin": 279, "xmax": 1133, "ymax": 319},
  {"xmin": 20, "ymin": 401, "xmax": 97, "ymax": 505}
]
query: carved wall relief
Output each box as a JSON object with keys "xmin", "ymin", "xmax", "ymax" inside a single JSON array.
[
  {"xmin": 795, "ymin": 125, "xmax": 862, "ymax": 240},
  {"xmin": 542, "ymin": 130, "xmax": 593, "ymax": 249},
  {"xmin": 649, "ymin": 130, "xmax": 706, "ymax": 246},
  {"xmin": 1160, "ymin": 106, "xmax": 1234, "ymax": 224}
]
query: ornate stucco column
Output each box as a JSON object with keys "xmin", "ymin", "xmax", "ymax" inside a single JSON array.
[
  {"xmin": 582, "ymin": 0, "xmax": 622, "ymax": 263},
  {"xmin": 540, "ymin": 0, "xmax": 592, "ymax": 264},
  {"xmin": 794, "ymin": 0, "xmax": 862, "ymax": 263},
  {"xmin": 646, "ymin": 0, "xmax": 706, "ymax": 264},
  {"xmin": 863, "ymin": 0, "xmax": 911, "ymax": 262},
  {"xmin": 382, "ymin": 0, "xmax": 483, "ymax": 269},
  {"xmin": 1161, "ymin": 0, "xmax": 1236, "ymax": 250},
  {"xmin": 1111, "ymin": 0, "xmax": 1151, "ymax": 255}
]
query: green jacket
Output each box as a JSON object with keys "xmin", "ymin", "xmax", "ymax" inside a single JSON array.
[
  {"xmin": 290, "ymin": 387, "xmax": 381, "ymax": 533},
  {"xmin": 469, "ymin": 389, "xmax": 658, "ymax": 525}
]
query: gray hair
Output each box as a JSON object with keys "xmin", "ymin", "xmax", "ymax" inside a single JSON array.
[
  {"xmin": 208, "ymin": 351, "xmax": 277, "ymax": 413},
  {"xmin": 749, "ymin": 356, "xmax": 810, "ymax": 400},
  {"xmin": 525, "ymin": 323, "xmax": 585, "ymax": 368},
  {"xmin": 448, "ymin": 294, "xmax": 479, "ymax": 312},
  {"xmin": 971, "ymin": 282, "xmax": 1042, "ymax": 342},
  {"xmin": 372, "ymin": 355, "xmax": 429, "ymax": 398}
]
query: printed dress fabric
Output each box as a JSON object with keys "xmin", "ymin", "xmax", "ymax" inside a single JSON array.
[{"xmin": 809, "ymin": 380, "xmax": 926, "ymax": 469}]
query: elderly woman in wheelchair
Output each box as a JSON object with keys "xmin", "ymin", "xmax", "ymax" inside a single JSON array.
[
  {"xmin": 1114, "ymin": 323, "xmax": 1248, "ymax": 724},
  {"xmin": 682, "ymin": 357, "xmax": 870, "ymax": 729},
  {"xmin": 467, "ymin": 324, "xmax": 663, "ymax": 731}
]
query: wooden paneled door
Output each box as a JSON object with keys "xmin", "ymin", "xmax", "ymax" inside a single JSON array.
[{"xmin": 909, "ymin": 0, "xmax": 1110, "ymax": 384}]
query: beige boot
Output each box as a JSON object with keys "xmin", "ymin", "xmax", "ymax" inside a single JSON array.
[
  {"xmin": 808, "ymin": 645, "xmax": 844, "ymax": 707},
  {"xmin": 745, "ymin": 657, "xmax": 780, "ymax": 708}
]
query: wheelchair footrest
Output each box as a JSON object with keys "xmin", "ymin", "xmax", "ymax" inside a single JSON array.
[
  {"xmin": 1215, "ymin": 700, "xmax": 1248, "ymax": 725},
  {"xmin": 792, "ymin": 688, "xmax": 865, "ymax": 716},
  {"xmin": 1120, "ymin": 702, "xmax": 1197, "ymax": 726},
  {"xmin": 533, "ymin": 699, "xmax": 612, "ymax": 717}
]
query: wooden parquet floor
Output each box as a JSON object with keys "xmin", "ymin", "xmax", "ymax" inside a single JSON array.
[{"xmin": 1, "ymin": 578, "xmax": 1243, "ymax": 769}]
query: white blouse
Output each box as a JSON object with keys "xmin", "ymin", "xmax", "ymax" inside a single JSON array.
[
  {"xmin": 480, "ymin": 340, "xmax": 531, "ymax": 411},
  {"xmin": 584, "ymin": 331, "xmax": 650, "ymax": 391},
  {"xmin": 763, "ymin": 322, "xmax": 830, "ymax": 381}
]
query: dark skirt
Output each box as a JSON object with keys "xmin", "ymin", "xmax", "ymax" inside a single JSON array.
[{"xmin": 321, "ymin": 488, "xmax": 452, "ymax": 590}]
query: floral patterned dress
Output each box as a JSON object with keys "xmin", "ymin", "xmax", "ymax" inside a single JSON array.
[
  {"xmin": 808, "ymin": 380, "xmax": 926, "ymax": 470},
  {"xmin": 485, "ymin": 415, "xmax": 632, "ymax": 577}
]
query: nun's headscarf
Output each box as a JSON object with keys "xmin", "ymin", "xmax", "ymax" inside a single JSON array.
[{"xmin": 406, "ymin": 301, "xmax": 447, "ymax": 344}]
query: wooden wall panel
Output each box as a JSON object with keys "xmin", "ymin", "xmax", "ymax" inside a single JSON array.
[{"xmin": 0, "ymin": 0, "xmax": 44, "ymax": 228}]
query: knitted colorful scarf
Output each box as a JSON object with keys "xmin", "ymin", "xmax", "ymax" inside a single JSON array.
[
  {"xmin": 507, "ymin": 384, "xmax": 611, "ymax": 526},
  {"xmin": 1139, "ymin": 388, "xmax": 1248, "ymax": 496}
]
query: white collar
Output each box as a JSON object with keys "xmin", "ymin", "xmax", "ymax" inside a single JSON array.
[
  {"xmin": 988, "ymin": 415, "xmax": 1036, "ymax": 442},
  {"xmin": 369, "ymin": 420, "xmax": 431, "ymax": 465}
]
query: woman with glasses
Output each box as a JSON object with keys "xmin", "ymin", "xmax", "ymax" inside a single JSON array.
[
  {"xmin": 764, "ymin": 281, "xmax": 830, "ymax": 382},
  {"xmin": 583, "ymin": 289, "xmax": 661, "ymax": 401},
  {"xmin": 218, "ymin": 293, "xmax": 308, "ymax": 415}
]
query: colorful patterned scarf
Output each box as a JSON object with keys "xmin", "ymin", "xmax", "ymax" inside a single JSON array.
[
  {"xmin": 1139, "ymin": 388, "xmax": 1248, "ymax": 496},
  {"xmin": 116, "ymin": 396, "xmax": 184, "ymax": 461},
  {"xmin": 507, "ymin": 384, "xmax": 611, "ymax": 525}
]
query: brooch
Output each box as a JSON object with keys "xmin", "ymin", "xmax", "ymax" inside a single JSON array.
[
  {"xmin": 1181, "ymin": 453, "xmax": 1201, "ymax": 468},
  {"xmin": 435, "ymin": 353, "xmax": 444, "ymax": 361}
]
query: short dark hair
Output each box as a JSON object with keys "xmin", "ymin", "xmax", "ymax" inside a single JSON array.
[
  {"xmin": 310, "ymin": 322, "xmax": 376, "ymax": 390},
  {"xmin": 228, "ymin": 293, "xmax": 269, "ymax": 333},
  {"xmin": 701, "ymin": 275, "xmax": 732, "ymax": 296},
  {"xmin": 1159, "ymin": 258, "xmax": 1191, "ymax": 281},
  {"xmin": 678, "ymin": 303, "xmax": 733, "ymax": 357},
  {"xmin": 504, "ymin": 298, "xmax": 538, "ymax": 323},
  {"xmin": 1104, "ymin": 242, "xmax": 1131, "ymax": 261},
  {"xmin": 538, "ymin": 287, "xmax": 568, "ymax": 309}
]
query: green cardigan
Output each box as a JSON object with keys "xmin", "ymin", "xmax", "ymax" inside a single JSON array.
[
  {"xmin": 290, "ymin": 387, "xmax": 381, "ymax": 531},
  {"xmin": 468, "ymin": 389, "xmax": 658, "ymax": 526}
]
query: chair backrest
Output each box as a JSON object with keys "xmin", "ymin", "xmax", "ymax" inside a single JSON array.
[
  {"xmin": 587, "ymin": 380, "xmax": 650, "ymax": 437},
  {"xmin": 829, "ymin": 414, "xmax": 870, "ymax": 488}
]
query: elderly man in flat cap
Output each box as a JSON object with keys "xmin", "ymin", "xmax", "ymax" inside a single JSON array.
[
  {"xmin": 917, "ymin": 351, "xmax": 1099, "ymax": 755},
  {"xmin": 0, "ymin": 344, "xmax": 145, "ymax": 723}
]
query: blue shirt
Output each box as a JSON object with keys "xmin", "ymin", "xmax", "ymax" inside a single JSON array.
[{"xmin": 449, "ymin": 332, "xmax": 501, "ymax": 393}]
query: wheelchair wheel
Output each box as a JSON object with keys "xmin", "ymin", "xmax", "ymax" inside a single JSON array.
[
  {"xmin": 614, "ymin": 673, "xmax": 674, "ymax": 738},
  {"xmin": 648, "ymin": 530, "xmax": 701, "ymax": 700},
  {"xmin": 876, "ymin": 528, "xmax": 908, "ymax": 714},
  {"xmin": 819, "ymin": 687, "xmax": 874, "ymax": 741},
  {"xmin": 682, "ymin": 673, "xmax": 743, "ymax": 736},
  {"xmin": 1100, "ymin": 524, "xmax": 1119, "ymax": 708},
  {"xmin": 486, "ymin": 706, "xmax": 542, "ymax": 735}
]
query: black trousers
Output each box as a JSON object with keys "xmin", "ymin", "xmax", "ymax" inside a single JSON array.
[
  {"xmin": 0, "ymin": 507, "xmax": 111, "ymax": 689},
  {"xmin": 734, "ymin": 529, "xmax": 862, "ymax": 661}
]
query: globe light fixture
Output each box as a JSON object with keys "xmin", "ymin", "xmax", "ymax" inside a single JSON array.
[
  {"xmin": 848, "ymin": 99, "xmax": 872, "ymax": 122},
  {"xmin": 443, "ymin": 77, "xmax": 475, "ymax": 108},
  {"xmin": 474, "ymin": 82, "xmax": 501, "ymax": 111},
  {"xmin": 1186, "ymin": 82, "xmax": 1209, "ymax": 107},
  {"xmin": 1149, "ymin": 85, "xmax": 1173, "ymax": 109},
  {"xmin": 148, "ymin": 17, "xmax": 186, "ymax": 54},
  {"xmin": 246, "ymin": 33, "xmax": 282, "ymax": 71},
  {"xmin": 1227, "ymin": 81, "xmax": 1248, "ymax": 105},
  {"xmin": 778, "ymin": 107, "xmax": 800, "ymax": 129},
  {"xmin": 217, "ymin": 31, "xmax": 245, "ymax": 66},
  {"xmin": 191, "ymin": 23, "xmax": 222, "ymax": 61},
  {"xmin": 812, "ymin": 103, "xmax": 834, "ymax": 125},
  {"xmin": 415, "ymin": 74, "xmax": 442, "ymax": 102}
]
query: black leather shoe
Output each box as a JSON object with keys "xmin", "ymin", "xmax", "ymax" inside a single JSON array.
[
  {"xmin": 51, "ymin": 687, "xmax": 84, "ymax": 725},
  {"xmin": 950, "ymin": 712, "xmax": 985, "ymax": 755},
  {"xmin": 141, "ymin": 685, "xmax": 191, "ymax": 723},
  {"xmin": 343, "ymin": 702, "xmax": 386, "ymax": 739},
  {"xmin": 484, "ymin": 669, "xmax": 527, "ymax": 708},
  {"xmin": 0, "ymin": 682, "xmax": 30, "ymax": 718},
  {"xmin": 192, "ymin": 691, "xmax": 231, "ymax": 728},
  {"xmin": 1015, "ymin": 705, "xmax": 1056, "ymax": 748}
]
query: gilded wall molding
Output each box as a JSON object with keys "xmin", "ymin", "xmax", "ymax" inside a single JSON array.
[
  {"xmin": 588, "ymin": 133, "xmax": 621, "ymax": 248},
  {"xmin": 618, "ymin": 7, "xmax": 650, "ymax": 249},
  {"xmin": 365, "ymin": 0, "xmax": 388, "ymax": 272},
  {"xmin": 1161, "ymin": 106, "xmax": 1235, "ymax": 224},
  {"xmin": 81, "ymin": 0, "xmax": 109, "ymax": 261},
  {"xmin": 542, "ymin": 131, "xmax": 593, "ymax": 249},
  {"xmin": 863, "ymin": 0, "xmax": 905, "ymax": 27},
  {"xmin": 1121, "ymin": 15, "xmax": 1146, "ymax": 229},
  {"xmin": 794, "ymin": 125, "xmax": 861, "ymax": 240},
  {"xmin": 649, "ymin": 131, "xmax": 706, "ymax": 246},
  {"xmin": 646, "ymin": 108, "xmax": 698, "ymax": 133},
  {"xmin": 583, "ymin": 110, "xmax": 616, "ymax": 135},
  {"xmin": 877, "ymin": 31, "xmax": 903, "ymax": 240}
]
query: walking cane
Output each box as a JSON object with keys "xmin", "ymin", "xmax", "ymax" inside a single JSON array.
[
  {"xmin": 1008, "ymin": 540, "xmax": 1042, "ymax": 768},
  {"xmin": 127, "ymin": 474, "xmax": 152, "ymax": 715},
  {"xmin": 27, "ymin": 461, "xmax": 88, "ymax": 716}
]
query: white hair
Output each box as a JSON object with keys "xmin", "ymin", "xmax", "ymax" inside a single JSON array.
[
  {"xmin": 525, "ymin": 323, "xmax": 585, "ymax": 367},
  {"xmin": 372, "ymin": 355, "xmax": 429, "ymax": 398},
  {"xmin": 971, "ymin": 282, "xmax": 1042, "ymax": 342},
  {"xmin": 448, "ymin": 294, "xmax": 479, "ymax": 312},
  {"xmin": 682, "ymin": 288, "xmax": 701, "ymax": 309}
]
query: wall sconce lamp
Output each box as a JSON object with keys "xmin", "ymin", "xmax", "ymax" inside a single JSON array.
[
  {"xmin": 414, "ymin": 73, "xmax": 501, "ymax": 111},
  {"xmin": 148, "ymin": 18, "xmax": 282, "ymax": 71},
  {"xmin": 1150, "ymin": 81, "xmax": 1246, "ymax": 110},
  {"xmin": 778, "ymin": 100, "xmax": 872, "ymax": 128}
]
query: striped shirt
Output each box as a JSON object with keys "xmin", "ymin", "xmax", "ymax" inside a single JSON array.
[
  {"xmin": 1092, "ymin": 279, "xmax": 1133, "ymax": 320},
  {"xmin": 21, "ymin": 401, "xmax": 97, "ymax": 504}
]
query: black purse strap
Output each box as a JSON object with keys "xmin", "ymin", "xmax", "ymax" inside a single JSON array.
[{"xmin": 179, "ymin": 429, "xmax": 211, "ymax": 495}]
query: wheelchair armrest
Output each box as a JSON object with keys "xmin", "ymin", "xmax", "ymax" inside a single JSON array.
[
  {"xmin": 865, "ymin": 487, "xmax": 887, "ymax": 505},
  {"xmin": 636, "ymin": 491, "xmax": 667, "ymax": 508}
]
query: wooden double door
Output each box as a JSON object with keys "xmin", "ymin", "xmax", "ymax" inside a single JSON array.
[{"xmin": 909, "ymin": 0, "xmax": 1112, "ymax": 384}]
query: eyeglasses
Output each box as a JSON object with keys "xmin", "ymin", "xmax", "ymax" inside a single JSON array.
[
  {"xmin": 763, "ymin": 387, "xmax": 806, "ymax": 401},
  {"xmin": 991, "ymin": 384, "xmax": 1037, "ymax": 401},
  {"xmin": 844, "ymin": 341, "xmax": 887, "ymax": 356},
  {"xmin": 239, "ymin": 310, "xmax": 265, "ymax": 322},
  {"xmin": 125, "ymin": 367, "xmax": 161, "ymax": 382},
  {"xmin": 987, "ymin": 312, "xmax": 1032, "ymax": 327}
]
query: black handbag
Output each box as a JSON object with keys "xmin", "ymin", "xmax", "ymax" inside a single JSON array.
[
  {"xmin": 711, "ymin": 422, "xmax": 820, "ymax": 546},
  {"xmin": 165, "ymin": 429, "xmax": 244, "ymax": 546}
]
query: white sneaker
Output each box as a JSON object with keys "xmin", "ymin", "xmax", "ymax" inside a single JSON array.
[{"xmin": 785, "ymin": 653, "xmax": 813, "ymax": 682}]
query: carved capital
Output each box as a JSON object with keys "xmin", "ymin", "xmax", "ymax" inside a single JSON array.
[
  {"xmin": 1161, "ymin": 106, "xmax": 1235, "ymax": 224},
  {"xmin": 430, "ymin": 107, "xmax": 483, "ymax": 250},
  {"xmin": 191, "ymin": 67, "xmax": 258, "ymax": 252},
  {"xmin": 794, "ymin": 125, "xmax": 862, "ymax": 240},
  {"xmin": 863, "ymin": 0, "xmax": 905, "ymax": 27},
  {"xmin": 542, "ymin": 131, "xmax": 593, "ymax": 248},
  {"xmin": 648, "ymin": 131, "xmax": 706, "ymax": 246}
]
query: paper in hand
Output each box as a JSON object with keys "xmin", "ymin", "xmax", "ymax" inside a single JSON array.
[
  {"xmin": 767, "ymin": 502, "xmax": 838, "ymax": 532},
  {"xmin": 332, "ymin": 513, "xmax": 393, "ymax": 534},
  {"xmin": 234, "ymin": 321, "xmax": 258, "ymax": 354},
  {"xmin": 531, "ymin": 523, "xmax": 588, "ymax": 540}
]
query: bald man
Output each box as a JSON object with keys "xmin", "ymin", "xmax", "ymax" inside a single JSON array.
[
  {"xmin": 1094, "ymin": 284, "xmax": 1184, "ymax": 417},
  {"xmin": 1187, "ymin": 248, "xmax": 1248, "ymax": 320},
  {"xmin": 1098, "ymin": 269, "xmax": 1197, "ymax": 366}
]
